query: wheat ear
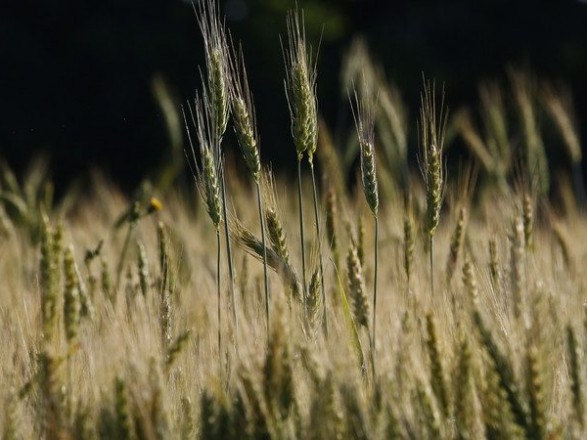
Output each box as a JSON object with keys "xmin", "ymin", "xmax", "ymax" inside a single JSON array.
[
  {"xmin": 183, "ymin": 92, "xmax": 224, "ymax": 373},
  {"xmin": 283, "ymin": 8, "xmax": 318, "ymax": 305},
  {"xmin": 196, "ymin": 0, "xmax": 238, "ymax": 340},
  {"xmin": 419, "ymin": 77, "xmax": 447, "ymax": 297}
]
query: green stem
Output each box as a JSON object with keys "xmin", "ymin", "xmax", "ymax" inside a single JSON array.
[
  {"xmin": 368, "ymin": 326, "xmax": 377, "ymax": 382},
  {"xmin": 310, "ymin": 162, "xmax": 328, "ymax": 338},
  {"xmin": 430, "ymin": 235, "xmax": 435, "ymax": 297},
  {"xmin": 373, "ymin": 216, "xmax": 378, "ymax": 353},
  {"xmin": 256, "ymin": 181, "xmax": 270, "ymax": 338},
  {"xmin": 297, "ymin": 159, "xmax": 307, "ymax": 305},
  {"xmin": 216, "ymin": 229, "xmax": 222, "ymax": 380},
  {"xmin": 220, "ymin": 162, "xmax": 238, "ymax": 339}
]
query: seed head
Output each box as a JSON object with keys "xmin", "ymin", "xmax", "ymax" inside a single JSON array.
[
  {"xmin": 183, "ymin": 92, "xmax": 222, "ymax": 229},
  {"xmin": 419, "ymin": 78, "xmax": 448, "ymax": 237},
  {"xmin": 283, "ymin": 9, "xmax": 318, "ymax": 162},
  {"xmin": 196, "ymin": 0, "xmax": 230, "ymax": 140},
  {"xmin": 350, "ymin": 86, "xmax": 379, "ymax": 217},
  {"xmin": 228, "ymin": 48, "xmax": 261, "ymax": 181},
  {"xmin": 346, "ymin": 244, "xmax": 369, "ymax": 329}
]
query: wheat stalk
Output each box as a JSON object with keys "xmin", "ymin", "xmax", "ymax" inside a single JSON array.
[
  {"xmin": 183, "ymin": 94, "xmax": 226, "ymax": 369},
  {"xmin": 419, "ymin": 77, "xmax": 447, "ymax": 298},
  {"xmin": 228, "ymin": 44, "xmax": 270, "ymax": 336},
  {"xmin": 195, "ymin": 0, "xmax": 238, "ymax": 341},
  {"xmin": 283, "ymin": 7, "xmax": 319, "ymax": 307}
]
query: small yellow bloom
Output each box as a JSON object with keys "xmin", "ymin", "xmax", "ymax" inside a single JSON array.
[{"xmin": 148, "ymin": 197, "xmax": 163, "ymax": 214}]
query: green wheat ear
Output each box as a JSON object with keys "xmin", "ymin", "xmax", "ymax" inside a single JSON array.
[
  {"xmin": 63, "ymin": 245, "xmax": 81, "ymax": 345},
  {"xmin": 196, "ymin": 0, "xmax": 230, "ymax": 140},
  {"xmin": 418, "ymin": 76, "xmax": 448, "ymax": 298},
  {"xmin": 40, "ymin": 217, "xmax": 58, "ymax": 343},
  {"xmin": 283, "ymin": 8, "xmax": 318, "ymax": 162},
  {"xmin": 419, "ymin": 78, "xmax": 447, "ymax": 238},
  {"xmin": 446, "ymin": 207, "xmax": 467, "ymax": 283},
  {"xmin": 350, "ymin": 82, "xmax": 380, "ymax": 354},
  {"xmin": 283, "ymin": 7, "xmax": 319, "ymax": 309}
]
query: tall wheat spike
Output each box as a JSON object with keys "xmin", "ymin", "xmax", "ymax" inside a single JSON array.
[
  {"xmin": 419, "ymin": 77, "xmax": 447, "ymax": 297},
  {"xmin": 283, "ymin": 7, "xmax": 318, "ymax": 307},
  {"xmin": 196, "ymin": 0, "xmax": 238, "ymax": 340},
  {"xmin": 228, "ymin": 43, "xmax": 270, "ymax": 336},
  {"xmin": 184, "ymin": 92, "xmax": 225, "ymax": 373}
]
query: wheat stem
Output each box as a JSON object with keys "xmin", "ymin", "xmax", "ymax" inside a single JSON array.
[
  {"xmin": 219, "ymin": 162, "xmax": 238, "ymax": 340},
  {"xmin": 216, "ymin": 228, "xmax": 223, "ymax": 381},
  {"xmin": 115, "ymin": 204, "xmax": 138, "ymax": 291},
  {"xmin": 256, "ymin": 181, "xmax": 270, "ymax": 337},
  {"xmin": 430, "ymin": 236, "xmax": 435, "ymax": 297},
  {"xmin": 373, "ymin": 216, "xmax": 378, "ymax": 353},
  {"xmin": 298, "ymin": 159, "xmax": 307, "ymax": 305},
  {"xmin": 309, "ymin": 162, "xmax": 328, "ymax": 337}
]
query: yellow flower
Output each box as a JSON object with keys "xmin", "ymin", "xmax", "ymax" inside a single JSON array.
[{"xmin": 148, "ymin": 197, "xmax": 163, "ymax": 214}]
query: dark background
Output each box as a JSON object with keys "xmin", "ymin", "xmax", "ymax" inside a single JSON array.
[{"xmin": 2, "ymin": 0, "xmax": 587, "ymax": 192}]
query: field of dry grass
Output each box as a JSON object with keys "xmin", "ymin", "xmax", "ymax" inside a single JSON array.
[{"xmin": 2, "ymin": 1, "xmax": 587, "ymax": 439}]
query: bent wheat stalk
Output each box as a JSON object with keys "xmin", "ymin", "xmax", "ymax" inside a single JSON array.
[{"xmin": 228, "ymin": 43, "xmax": 270, "ymax": 336}]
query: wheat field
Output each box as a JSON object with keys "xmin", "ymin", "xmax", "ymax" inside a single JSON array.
[{"xmin": 1, "ymin": 1, "xmax": 587, "ymax": 439}]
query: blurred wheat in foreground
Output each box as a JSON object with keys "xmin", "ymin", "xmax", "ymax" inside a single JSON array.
[{"xmin": 2, "ymin": 1, "xmax": 587, "ymax": 439}]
